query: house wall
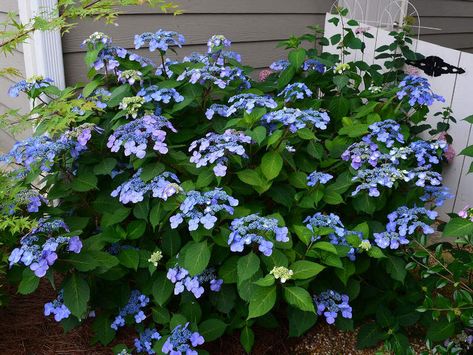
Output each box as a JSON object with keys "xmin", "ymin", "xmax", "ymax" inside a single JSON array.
[
  {"xmin": 61, "ymin": 0, "xmax": 333, "ymax": 85},
  {"xmin": 0, "ymin": 0, "xmax": 30, "ymax": 153},
  {"xmin": 412, "ymin": 0, "xmax": 473, "ymax": 53}
]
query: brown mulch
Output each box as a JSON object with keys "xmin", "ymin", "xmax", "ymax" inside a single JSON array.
[{"xmin": 0, "ymin": 281, "xmax": 426, "ymax": 355}]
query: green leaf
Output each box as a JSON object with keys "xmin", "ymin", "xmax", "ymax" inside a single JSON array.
[
  {"xmin": 92, "ymin": 315, "xmax": 115, "ymax": 346},
  {"xmin": 288, "ymin": 48, "xmax": 306, "ymax": 69},
  {"xmin": 196, "ymin": 169, "xmax": 214, "ymax": 188},
  {"xmin": 219, "ymin": 256, "xmax": 239, "ymax": 283},
  {"xmin": 67, "ymin": 252, "xmax": 100, "ymax": 272},
  {"xmin": 261, "ymin": 151, "xmax": 283, "ymax": 180},
  {"xmin": 133, "ymin": 201, "xmax": 149, "ymax": 221},
  {"xmin": 199, "ymin": 319, "xmax": 227, "ymax": 342},
  {"xmin": 101, "ymin": 207, "xmax": 131, "ymax": 227},
  {"xmin": 248, "ymin": 285, "xmax": 277, "ymax": 319},
  {"xmin": 93, "ymin": 158, "xmax": 117, "ymax": 175},
  {"xmin": 443, "ymin": 217, "xmax": 473, "ymax": 237},
  {"xmin": 117, "ymin": 249, "xmax": 140, "ymax": 270},
  {"xmin": 237, "ymin": 252, "xmax": 260, "ymax": 282},
  {"xmin": 183, "ymin": 241, "xmax": 211, "ymax": 276},
  {"xmin": 283, "ymin": 287, "xmax": 315, "ymax": 313},
  {"xmin": 323, "ymin": 189, "xmax": 344, "ymax": 205},
  {"xmin": 277, "ymin": 66, "xmax": 296, "ymax": 89},
  {"xmin": 386, "ymin": 256, "xmax": 407, "ymax": 283},
  {"xmin": 18, "ymin": 268, "xmax": 40, "ymax": 295},
  {"xmin": 357, "ymin": 323, "xmax": 385, "ymax": 348},
  {"xmin": 289, "ymin": 171, "xmax": 308, "ymax": 189},
  {"xmin": 288, "ymin": 307, "xmax": 317, "ymax": 337},
  {"xmin": 376, "ymin": 305, "xmax": 395, "ymax": 328},
  {"xmin": 250, "ymin": 126, "xmax": 267, "ymax": 145},
  {"xmin": 240, "ymin": 326, "xmax": 255, "ymax": 353},
  {"xmin": 237, "ymin": 169, "xmax": 265, "ymax": 186},
  {"xmin": 464, "ymin": 115, "xmax": 473, "ymax": 124},
  {"xmin": 460, "ymin": 145, "xmax": 473, "ymax": 157},
  {"xmin": 427, "ymin": 318, "xmax": 455, "ymax": 342},
  {"xmin": 83, "ymin": 79, "xmax": 102, "ymax": 98},
  {"xmin": 313, "ymin": 241, "xmax": 338, "ymax": 254},
  {"xmin": 150, "ymin": 202, "xmax": 165, "ymax": 229},
  {"xmin": 291, "ymin": 260, "xmax": 325, "ymax": 279},
  {"xmin": 333, "ymin": 75, "xmax": 349, "ymax": 90},
  {"xmin": 335, "ymin": 259, "xmax": 355, "ymax": 285},
  {"xmin": 152, "ymin": 272, "xmax": 174, "ymax": 306},
  {"xmin": 338, "ymin": 123, "xmax": 370, "ymax": 137},
  {"xmin": 107, "ymin": 85, "xmax": 132, "ymax": 107},
  {"xmin": 71, "ymin": 170, "xmax": 98, "ymax": 192},
  {"xmin": 63, "ymin": 273, "xmax": 90, "ymax": 318},
  {"xmin": 328, "ymin": 96, "xmax": 350, "ymax": 119},
  {"xmin": 127, "ymin": 220, "xmax": 147, "ymax": 239},
  {"xmin": 253, "ymin": 274, "xmax": 275, "ymax": 287}
]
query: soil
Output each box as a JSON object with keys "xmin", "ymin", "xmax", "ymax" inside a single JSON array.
[{"xmin": 0, "ymin": 281, "xmax": 426, "ymax": 355}]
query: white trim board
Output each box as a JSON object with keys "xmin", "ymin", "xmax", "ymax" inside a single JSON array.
[{"xmin": 18, "ymin": 0, "xmax": 65, "ymax": 90}]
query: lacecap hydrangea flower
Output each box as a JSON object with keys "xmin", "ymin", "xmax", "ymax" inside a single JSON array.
[
  {"xmin": 421, "ymin": 186, "xmax": 453, "ymax": 207},
  {"xmin": 363, "ymin": 119, "xmax": 404, "ymax": 148},
  {"xmin": 167, "ymin": 266, "xmax": 223, "ymax": 298},
  {"xmin": 170, "ymin": 189, "xmax": 238, "ymax": 231},
  {"xmin": 304, "ymin": 212, "xmax": 345, "ymax": 239},
  {"xmin": 269, "ymin": 59, "xmax": 290, "ymax": 72},
  {"xmin": 15, "ymin": 190, "xmax": 48, "ymax": 213},
  {"xmin": 314, "ymin": 290, "xmax": 352, "ymax": 324},
  {"xmin": 117, "ymin": 69, "xmax": 143, "ymax": 85},
  {"xmin": 207, "ymin": 34, "xmax": 231, "ymax": 53},
  {"xmin": 397, "ymin": 75, "xmax": 445, "ymax": 106},
  {"xmin": 8, "ymin": 76, "xmax": 54, "ymax": 97},
  {"xmin": 162, "ymin": 323, "xmax": 204, "ymax": 355},
  {"xmin": 351, "ymin": 163, "xmax": 410, "ymax": 197},
  {"xmin": 134, "ymin": 30, "xmax": 185, "ymax": 52},
  {"xmin": 262, "ymin": 108, "xmax": 330, "ymax": 133},
  {"xmin": 118, "ymin": 96, "xmax": 145, "ymax": 119},
  {"xmin": 278, "ymin": 83, "xmax": 313, "ymax": 102},
  {"xmin": 302, "ymin": 59, "xmax": 325, "ymax": 73},
  {"xmin": 188, "ymin": 129, "xmax": 252, "ymax": 176},
  {"xmin": 148, "ymin": 250, "xmax": 163, "ymax": 267},
  {"xmin": 409, "ymin": 139, "xmax": 447, "ymax": 167},
  {"xmin": 44, "ymin": 291, "xmax": 71, "ymax": 322},
  {"xmin": 107, "ymin": 114, "xmax": 176, "ymax": 159},
  {"xmin": 177, "ymin": 63, "xmax": 250, "ymax": 90},
  {"xmin": 227, "ymin": 214, "xmax": 289, "ymax": 256},
  {"xmin": 111, "ymin": 290, "xmax": 150, "ymax": 330},
  {"xmin": 134, "ymin": 328, "xmax": 161, "ymax": 355},
  {"xmin": 206, "ymin": 93, "xmax": 277, "ymax": 119},
  {"xmin": 8, "ymin": 219, "xmax": 82, "ymax": 277},
  {"xmin": 342, "ymin": 141, "xmax": 382, "ymax": 170},
  {"xmin": 307, "ymin": 171, "xmax": 333, "ymax": 186},
  {"xmin": 137, "ymin": 86, "xmax": 184, "ymax": 104},
  {"xmin": 111, "ymin": 169, "xmax": 181, "ymax": 204}
]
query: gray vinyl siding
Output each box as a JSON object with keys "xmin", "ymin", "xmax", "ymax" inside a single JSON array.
[
  {"xmin": 62, "ymin": 0, "xmax": 333, "ymax": 85},
  {"xmin": 412, "ymin": 0, "xmax": 473, "ymax": 53},
  {"xmin": 0, "ymin": 1, "xmax": 29, "ymax": 153}
]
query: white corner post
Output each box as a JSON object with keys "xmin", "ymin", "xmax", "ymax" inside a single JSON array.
[{"xmin": 18, "ymin": 0, "xmax": 65, "ymax": 89}]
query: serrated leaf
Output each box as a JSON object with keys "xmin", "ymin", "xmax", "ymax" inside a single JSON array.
[
  {"xmin": 240, "ymin": 326, "xmax": 255, "ymax": 353},
  {"xmin": 18, "ymin": 268, "xmax": 40, "ymax": 295},
  {"xmin": 291, "ymin": 260, "xmax": 325, "ymax": 279},
  {"xmin": 117, "ymin": 249, "xmax": 140, "ymax": 270},
  {"xmin": 183, "ymin": 241, "xmax": 211, "ymax": 276},
  {"xmin": 199, "ymin": 319, "xmax": 227, "ymax": 342},
  {"xmin": 152, "ymin": 272, "xmax": 174, "ymax": 306},
  {"xmin": 283, "ymin": 287, "xmax": 315, "ymax": 313},
  {"xmin": 261, "ymin": 151, "xmax": 283, "ymax": 180},
  {"xmin": 63, "ymin": 273, "xmax": 90, "ymax": 318},
  {"xmin": 248, "ymin": 285, "xmax": 277, "ymax": 319},
  {"xmin": 237, "ymin": 252, "xmax": 260, "ymax": 282},
  {"xmin": 443, "ymin": 217, "xmax": 473, "ymax": 237}
]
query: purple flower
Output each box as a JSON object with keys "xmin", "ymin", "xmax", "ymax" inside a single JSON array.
[
  {"xmin": 134, "ymin": 30, "xmax": 185, "ymax": 52},
  {"xmin": 313, "ymin": 290, "xmax": 352, "ymax": 325}
]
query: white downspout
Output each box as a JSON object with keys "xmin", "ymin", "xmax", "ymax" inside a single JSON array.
[{"xmin": 17, "ymin": 0, "xmax": 65, "ymax": 90}]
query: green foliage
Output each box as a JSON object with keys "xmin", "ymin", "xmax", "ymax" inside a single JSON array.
[{"xmin": 1, "ymin": 7, "xmax": 471, "ymax": 354}]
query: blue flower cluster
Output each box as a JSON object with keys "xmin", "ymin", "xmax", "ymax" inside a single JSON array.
[
  {"xmin": 307, "ymin": 171, "xmax": 333, "ymax": 186},
  {"xmin": 162, "ymin": 323, "xmax": 205, "ymax": 355},
  {"xmin": 107, "ymin": 114, "xmax": 176, "ymax": 159},
  {"xmin": 304, "ymin": 213, "xmax": 361, "ymax": 260},
  {"xmin": 261, "ymin": 108, "xmax": 330, "ymax": 133},
  {"xmin": 81, "ymin": 31, "xmax": 112, "ymax": 48},
  {"xmin": 167, "ymin": 266, "xmax": 223, "ymax": 298},
  {"xmin": 364, "ymin": 119, "xmax": 405, "ymax": 148},
  {"xmin": 170, "ymin": 189, "xmax": 238, "ymax": 231},
  {"xmin": 341, "ymin": 141, "xmax": 382, "ymax": 170},
  {"xmin": 156, "ymin": 58, "xmax": 179, "ymax": 77},
  {"xmin": 373, "ymin": 206, "xmax": 437, "ymax": 249},
  {"xmin": 91, "ymin": 88, "xmax": 112, "ymax": 109},
  {"xmin": 111, "ymin": 290, "xmax": 150, "ymax": 330},
  {"xmin": 207, "ymin": 34, "xmax": 231, "ymax": 53},
  {"xmin": 189, "ymin": 129, "xmax": 252, "ymax": 176},
  {"xmin": 1, "ymin": 124, "xmax": 99, "ymax": 173},
  {"xmin": 8, "ymin": 76, "xmax": 54, "ymax": 97},
  {"xmin": 44, "ymin": 291, "xmax": 71, "ymax": 322},
  {"xmin": 313, "ymin": 290, "xmax": 352, "ymax": 324},
  {"xmin": 410, "ymin": 139, "xmax": 447, "ymax": 167},
  {"xmin": 134, "ymin": 30, "xmax": 185, "ymax": 52},
  {"xmin": 351, "ymin": 163, "xmax": 409, "ymax": 197},
  {"xmin": 137, "ymin": 86, "xmax": 184, "ymax": 104},
  {"xmin": 228, "ymin": 214, "xmax": 289, "ymax": 256},
  {"xmin": 302, "ymin": 59, "xmax": 325, "ymax": 73},
  {"xmin": 269, "ymin": 59, "xmax": 290, "ymax": 72},
  {"xmin": 134, "ymin": 328, "xmax": 161, "ymax": 354},
  {"xmin": 407, "ymin": 168, "xmax": 442, "ymax": 187},
  {"xmin": 421, "ymin": 186, "xmax": 453, "ymax": 207},
  {"xmin": 278, "ymin": 83, "xmax": 313, "ymax": 102},
  {"xmin": 16, "ymin": 190, "xmax": 48, "ymax": 213},
  {"xmin": 397, "ymin": 75, "xmax": 445, "ymax": 106},
  {"xmin": 8, "ymin": 219, "xmax": 82, "ymax": 277},
  {"xmin": 117, "ymin": 69, "xmax": 143, "ymax": 85},
  {"xmin": 111, "ymin": 169, "xmax": 181, "ymax": 204},
  {"xmin": 206, "ymin": 93, "xmax": 277, "ymax": 119},
  {"xmin": 177, "ymin": 63, "xmax": 249, "ymax": 90}
]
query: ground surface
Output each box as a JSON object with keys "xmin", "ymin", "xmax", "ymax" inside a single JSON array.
[{"xmin": 0, "ymin": 281, "xmax": 425, "ymax": 354}]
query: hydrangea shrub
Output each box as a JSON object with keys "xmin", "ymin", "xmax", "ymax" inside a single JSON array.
[{"xmin": 0, "ymin": 15, "xmax": 468, "ymax": 354}]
